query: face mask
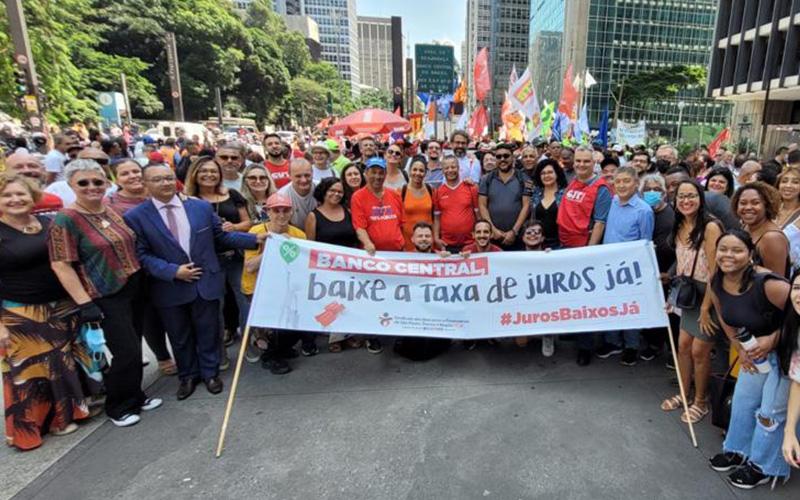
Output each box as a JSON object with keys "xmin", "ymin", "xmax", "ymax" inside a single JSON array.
[
  {"xmin": 643, "ymin": 191, "xmax": 662, "ymax": 207},
  {"xmin": 654, "ymin": 159, "xmax": 671, "ymax": 173}
]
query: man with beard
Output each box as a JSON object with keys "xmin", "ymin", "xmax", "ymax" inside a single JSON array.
[
  {"xmin": 423, "ymin": 140, "xmax": 444, "ymax": 189},
  {"xmin": 355, "ymin": 136, "xmax": 379, "ymax": 169},
  {"xmin": 263, "ymin": 133, "xmax": 291, "ymax": 189},
  {"xmin": 450, "ymin": 130, "xmax": 481, "ymax": 183},
  {"xmin": 392, "ymin": 222, "xmax": 451, "ymax": 360},
  {"xmin": 560, "ymin": 147, "xmax": 576, "ymax": 182},
  {"xmin": 478, "ymin": 143, "xmax": 531, "ymax": 250}
]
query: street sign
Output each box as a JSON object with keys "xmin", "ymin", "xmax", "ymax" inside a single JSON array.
[{"xmin": 415, "ymin": 44, "xmax": 454, "ymax": 95}]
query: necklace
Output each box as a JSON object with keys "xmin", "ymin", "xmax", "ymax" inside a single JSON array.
[
  {"xmin": 74, "ymin": 202, "xmax": 111, "ymax": 228},
  {"xmin": 1, "ymin": 215, "xmax": 41, "ymax": 234}
]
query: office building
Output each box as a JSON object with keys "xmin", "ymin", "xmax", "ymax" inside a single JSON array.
[
  {"xmin": 301, "ymin": 0, "xmax": 361, "ymax": 96},
  {"xmin": 707, "ymin": 0, "xmax": 800, "ymax": 152},
  {"xmin": 529, "ymin": 0, "xmax": 729, "ymax": 138},
  {"xmin": 357, "ymin": 16, "xmax": 394, "ymax": 93},
  {"xmin": 284, "ymin": 15, "xmax": 323, "ymax": 61},
  {"xmin": 464, "ymin": 0, "xmax": 531, "ymax": 126}
]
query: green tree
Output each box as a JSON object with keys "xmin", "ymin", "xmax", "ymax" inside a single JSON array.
[
  {"xmin": 613, "ymin": 65, "xmax": 707, "ymax": 106},
  {"xmin": 354, "ymin": 88, "xmax": 392, "ymax": 111},
  {"xmin": 287, "ymin": 77, "xmax": 328, "ymax": 126},
  {"xmin": 301, "ymin": 61, "xmax": 354, "ymax": 115}
]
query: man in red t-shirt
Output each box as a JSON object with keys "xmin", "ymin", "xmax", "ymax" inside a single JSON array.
[
  {"xmin": 4, "ymin": 152, "xmax": 63, "ymax": 215},
  {"xmin": 350, "ymin": 157, "xmax": 404, "ymax": 254},
  {"xmin": 433, "ymin": 155, "xmax": 479, "ymax": 252},
  {"xmin": 460, "ymin": 219, "xmax": 502, "ymax": 256},
  {"xmin": 263, "ymin": 133, "xmax": 291, "ymax": 189}
]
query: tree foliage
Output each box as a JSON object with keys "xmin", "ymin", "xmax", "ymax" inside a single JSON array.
[
  {"xmin": 354, "ymin": 88, "xmax": 392, "ymax": 111},
  {"xmin": 613, "ymin": 65, "xmax": 707, "ymax": 105}
]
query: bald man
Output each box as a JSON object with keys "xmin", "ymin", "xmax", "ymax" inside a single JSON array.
[{"xmin": 277, "ymin": 158, "xmax": 318, "ymax": 228}]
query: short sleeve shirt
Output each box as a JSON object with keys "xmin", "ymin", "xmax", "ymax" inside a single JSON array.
[
  {"xmin": 265, "ymin": 159, "xmax": 291, "ymax": 189},
  {"xmin": 478, "ymin": 171, "xmax": 532, "ymax": 232},
  {"xmin": 350, "ymin": 187, "xmax": 405, "ymax": 251},
  {"xmin": 241, "ymin": 224, "xmax": 306, "ymax": 295},
  {"xmin": 48, "ymin": 207, "xmax": 140, "ymax": 299},
  {"xmin": 434, "ymin": 182, "xmax": 478, "ymax": 246}
]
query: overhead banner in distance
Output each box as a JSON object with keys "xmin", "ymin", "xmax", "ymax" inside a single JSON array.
[{"xmin": 248, "ymin": 237, "xmax": 668, "ymax": 339}]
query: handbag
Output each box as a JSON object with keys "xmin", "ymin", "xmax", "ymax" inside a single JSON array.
[
  {"xmin": 709, "ymin": 356, "xmax": 737, "ymax": 430},
  {"xmin": 668, "ymin": 243, "xmax": 702, "ymax": 309}
]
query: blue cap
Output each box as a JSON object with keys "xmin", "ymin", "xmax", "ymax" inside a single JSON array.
[
  {"xmin": 364, "ymin": 157, "xmax": 386, "ymax": 170},
  {"xmin": 142, "ymin": 135, "xmax": 156, "ymax": 145}
]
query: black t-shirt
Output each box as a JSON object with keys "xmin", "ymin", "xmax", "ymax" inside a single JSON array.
[
  {"xmin": 653, "ymin": 204, "xmax": 676, "ymax": 273},
  {"xmin": 0, "ymin": 216, "xmax": 67, "ymax": 303},
  {"xmin": 210, "ymin": 189, "xmax": 247, "ymax": 224}
]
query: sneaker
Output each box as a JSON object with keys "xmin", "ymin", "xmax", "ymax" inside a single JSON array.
[
  {"xmin": 141, "ymin": 397, "xmax": 163, "ymax": 411},
  {"xmin": 261, "ymin": 356, "xmax": 291, "ymax": 375},
  {"xmin": 366, "ymin": 338, "xmax": 383, "ymax": 354},
  {"xmin": 223, "ymin": 329, "xmax": 235, "ymax": 347},
  {"xmin": 576, "ymin": 349, "xmax": 592, "ymax": 366},
  {"xmin": 245, "ymin": 338, "xmax": 262, "ymax": 363},
  {"xmin": 620, "ymin": 348, "xmax": 638, "ymax": 366},
  {"xmin": 595, "ymin": 343, "xmax": 623, "ymax": 359},
  {"xmin": 639, "ymin": 346, "xmax": 659, "ymax": 361},
  {"xmin": 110, "ymin": 413, "xmax": 140, "ymax": 428},
  {"xmin": 709, "ymin": 452, "xmax": 746, "ymax": 472},
  {"xmin": 541, "ymin": 336, "xmax": 555, "ymax": 357},
  {"xmin": 301, "ymin": 341, "xmax": 318, "ymax": 357},
  {"xmin": 665, "ymin": 357, "xmax": 676, "ymax": 370},
  {"xmin": 219, "ymin": 350, "xmax": 231, "ymax": 371},
  {"xmin": 728, "ymin": 462, "xmax": 771, "ymax": 489},
  {"xmin": 463, "ymin": 340, "xmax": 477, "ymax": 351}
]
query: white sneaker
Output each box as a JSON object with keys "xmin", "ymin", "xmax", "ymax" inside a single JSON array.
[
  {"xmin": 541, "ymin": 336, "xmax": 555, "ymax": 357},
  {"xmin": 141, "ymin": 397, "xmax": 163, "ymax": 411},
  {"xmin": 110, "ymin": 413, "xmax": 141, "ymax": 427}
]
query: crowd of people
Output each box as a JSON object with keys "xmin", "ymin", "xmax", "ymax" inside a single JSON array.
[{"xmin": 0, "ymin": 124, "xmax": 799, "ymax": 490}]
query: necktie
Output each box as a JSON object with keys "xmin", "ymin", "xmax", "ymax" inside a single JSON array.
[{"xmin": 164, "ymin": 204, "xmax": 180, "ymax": 242}]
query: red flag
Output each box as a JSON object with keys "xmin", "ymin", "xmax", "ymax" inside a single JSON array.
[
  {"xmin": 473, "ymin": 48, "xmax": 491, "ymax": 103},
  {"xmin": 558, "ymin": 64, "xmax": 578, "ymax": 120},
  {"xmin": 467, "ymin": 104, "xmax": 488, "ymax": 139},
  {"xmin": 707, "ymin": 128, "xmax": 731, "ymax": 158},
  {"xmin": 394, "ymin": 106, "xmax": 401, "ymax": 116}
]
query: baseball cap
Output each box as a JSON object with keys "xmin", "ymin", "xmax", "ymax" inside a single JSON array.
[
  {"xmin": 310, "ymin": 141, "xmax": 330, "ymax": 154},
  {"xmin": 266, "ymin": 192, "xmax": 293, "ymax": 209},
  {"xmin": 612, "ymin": 144, "xmax": 624, "ymax": 153},
  {"xmin": 364, "ymin": 157, "xmax": 386, "ymax": 170},
  {"xmin": 324, "ymin": 138, "xmax": 340, "ymax": 153}
]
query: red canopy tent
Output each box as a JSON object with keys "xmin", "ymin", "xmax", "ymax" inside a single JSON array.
[{"xmin": 327, "ymin": 108, "xmax": 411, "ymax": 137}]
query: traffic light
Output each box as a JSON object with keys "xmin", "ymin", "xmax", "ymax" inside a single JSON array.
[{"xmin": 13, "ymin": 64, "xmax": 27, "ymax": 96}]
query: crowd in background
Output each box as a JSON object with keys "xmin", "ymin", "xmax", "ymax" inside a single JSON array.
[{"xmin": 0, "ymin": 123, "xmax": 799, "ymax": 490}]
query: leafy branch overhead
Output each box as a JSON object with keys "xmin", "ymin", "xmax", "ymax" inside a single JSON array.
[{"xmin": 613, "ymin": 65, "xmax": 707, "ymax": 105}]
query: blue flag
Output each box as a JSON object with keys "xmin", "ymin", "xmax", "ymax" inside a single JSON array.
[
  {"xmin": 598, "ymin": 107, "xmax": 609, "ymax": 148},
  {"xmin": 437, "ymin": 94, "xmax": 453, "ymax": 118},
  {"xmin": 551, "ymin": 111, "xmax": 563, "ymax": 142}
]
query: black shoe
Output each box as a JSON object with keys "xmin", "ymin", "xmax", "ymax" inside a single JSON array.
[
  {"xmin": 620, "ymin": 348, "xmax": 638, "ymax": 366},
  {"xmin": 576, "ymin": 349, "xmax": 592, "ymax": 366},
  {"xmin": 639, "ymin": 346, "xmax": 659, "ymax": 361},
  {"xmin": 595, "ymin": 343, "xmax": 623, "ymax": 359},
  {"xmin": 223, "ymin": 329, "xmax": 235, "ymax": 347},
  {"xmin": 366, "ymin": 338, "xmax": 383, "ymax": 354},
  {"xmin": 261, "ymin": 356, "xmax": 292, "ymax": 375},
  {"xmin": 665, "ymin": 357, "xmax": 676, "ymax": 370},
  {"xmin": 205, "ymin": 376, "xmax": 223, "ymax": 394},
  {"xmin": 279, "ymin": 347, "xmax": 299, "ymax": 359},
  {"xmin": 463, "ymin": 340, "xmax": 477, "ymax": 351},
  {"xmin": 728, "ymin": 462, "xmax": 771, "ymax": 489},
  {"xmin": 301, "ymin": 341, "xmax": 318, "ymax": 357},
  {"xmin": 177, "ymin": 378, "xmax": 198, "ymax": 400},
  {"xmin": 709, "ymin": 452, "xmax": 745, "ymax": 472}
]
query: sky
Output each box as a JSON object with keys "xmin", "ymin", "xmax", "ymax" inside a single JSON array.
[{"xmin": 358, "ymin": 0, "xmax": 466, "ymax": 65}]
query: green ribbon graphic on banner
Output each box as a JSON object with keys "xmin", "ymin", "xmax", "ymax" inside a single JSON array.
[{"xmin": 280, "ymin": 241, "xmax": 300, "ymax": 264}]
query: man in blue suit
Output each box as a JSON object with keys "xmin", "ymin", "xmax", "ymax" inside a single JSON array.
[{"xmin": 124, "ymin": 165, "xmax": 267, "ymax": 400}]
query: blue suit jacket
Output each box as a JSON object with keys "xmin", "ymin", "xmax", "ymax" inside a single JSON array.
[{"xmin": 124, "ymin": 197, "xmax": 258, "ymax": 307}]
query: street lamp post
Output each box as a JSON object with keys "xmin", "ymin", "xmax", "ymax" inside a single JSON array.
[{"xmin": 676, "ymin": 100, "xmax": 686, "ymax": 144}]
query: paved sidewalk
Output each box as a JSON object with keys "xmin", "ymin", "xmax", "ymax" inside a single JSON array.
[{"xmin": 9, "ymin": 339, "xmax": 800, "ymax": 499}]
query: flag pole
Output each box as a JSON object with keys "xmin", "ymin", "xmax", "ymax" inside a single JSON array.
[
  {"xmin": 215, "ymin": 323, "xmax": 253, "ymax": 458},
  {"xmin": 665, "ymin": 315, "xmax": 699, "ymax": 448}
]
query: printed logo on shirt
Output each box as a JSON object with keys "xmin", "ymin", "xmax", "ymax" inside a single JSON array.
[
  {"xmin": 370, "ymin": 205, "xmax": 397, "ymax": 221},
  {"xmin": 565, "ymin": 189, "xmax": 587, "ymax": 202}
]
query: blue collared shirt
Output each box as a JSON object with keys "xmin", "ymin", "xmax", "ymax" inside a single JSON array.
[{"xmin": 603, "ymin": 194, "xmax": 654, "ymax": 244}]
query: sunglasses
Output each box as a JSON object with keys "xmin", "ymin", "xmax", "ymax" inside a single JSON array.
[
  {"xmin": 217, "ymin": 155, "xmax": 240, "ymax": 161},
  {"xmin": 495, "ymin": 154, "xmax": 512, "ymax": 160},
  {"xmin": 387, "ymin": 150, "xmax": 402, "ymax": 156},
  {"xmin": 76, "ymin": 179, "xmax": 106, "ymax": 187},
  {"xmin": 246, "ymin": 175, "xmax": 269, "ymax": 182}
]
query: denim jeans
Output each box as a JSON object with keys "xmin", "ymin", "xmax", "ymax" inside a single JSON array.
[
  {"xmin": 603, "ymin": 329, "xmax": 640, "ymax": 350},
  {"xmin": 723, "ymin": 352, "xmax": 793, "ymax": 476}
]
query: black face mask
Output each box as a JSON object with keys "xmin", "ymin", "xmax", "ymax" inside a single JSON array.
[{"xmin": 655, "ymin": 159, "xmax": 671, "ymax": 174}]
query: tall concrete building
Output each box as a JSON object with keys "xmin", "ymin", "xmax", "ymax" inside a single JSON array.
[
  {"xmin": 707, "ymin": 0, "xmax": 800, "ymax": 153},
  {"xmin": 529, "ymin": 0, "xmax": 729, "ymax": 138},
  {"xmin": 302, "ymin": 0, "xmax": 361, "ymax": 96},
  {"xmin": 357, "ymin": 16, "xmax": 393, "ymax": 93},
  {"xmin": 464, "ymin": 0, "xmax": 531, "ymax": 127}
]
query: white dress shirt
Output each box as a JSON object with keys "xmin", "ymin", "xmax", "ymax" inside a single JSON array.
[{"xmin": 152, "ymin": 195, "xmax": 192, "ymax": 256}]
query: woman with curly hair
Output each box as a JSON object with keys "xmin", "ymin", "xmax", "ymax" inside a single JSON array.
[{"xmin": 732, "ymin": 182, "xmax": 790, "ymax": 277}]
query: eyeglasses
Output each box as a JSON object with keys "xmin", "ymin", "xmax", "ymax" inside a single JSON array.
[
  {"xmin": 246, "ymin": 175, "xmax": 269, "ymax": 182},
  {"xmin": 387, "ymin": 150, "xmax": 402, "ymax": 157},
  {"xmin": 524, "ymin": 228, "xmax": 543, "ymax": 235},
  {"xmin": 76, "ymin": 179, "xmax": 106, "ymax": 187},
  {"xmin": 147, "ymin": 175, "xmax": 176, "ymax": 183},
  {"xmin": 217, "ymin": 155, "xmax": 240, "ymax": 161},
  {"xmin": 495, "ymin": 154, "xmax": 512, "ymax": 160},
  {"xmin": 676, "ymin": 193, "xmax": 700, "ymax": 200}
]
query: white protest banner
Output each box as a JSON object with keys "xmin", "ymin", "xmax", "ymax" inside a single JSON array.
[
  {"xmin": 248, "ymin": 238, "xmax": 668, "ymax": 339},
  {"xmin": 615, "ymin": 120, "xmax": 647, "ymax": 146}
]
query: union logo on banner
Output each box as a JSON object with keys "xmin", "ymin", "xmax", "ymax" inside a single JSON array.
[{"xmin": 512, "ymin": 81, "xmax": 533, "ymax": 104}]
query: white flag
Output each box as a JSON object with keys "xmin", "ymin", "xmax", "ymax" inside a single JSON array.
[
  {"xmin": 527, "ymin": 88, "xmax": 542, "ymax": 141},
  {"xmin": 585, "ymin": 70, "xmax": 597, "ymax": 88},
  {"xmin": 508, "ymin": 68, "xmax": 537, "ymax": 119}
]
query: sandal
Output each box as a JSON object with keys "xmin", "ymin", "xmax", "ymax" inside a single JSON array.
[
  {"xmin": 660, "ymin": 394, "xmax": 686, "ymax": 411},
  {"xmin": 328, "ymin": 341, "xmax": 343, "ymax": 353},
  {"xmin": 680, "ymin": 401, "xmax": 709, "ymax": 424}
]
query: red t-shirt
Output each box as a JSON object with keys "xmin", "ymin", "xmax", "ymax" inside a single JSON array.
[
  {"xmin": 265, "ymin": 159, "xmax": 291, "ymax": 189},
  {"xmin": 32, "ymin": 192, "xmax": 63, "ymax": 215},
  {"xmin": 433, "ymin": 182, "xmax": 478, "ymax": 246},
  {"xmin": 461, "ymin": 242, "xmax": 502, "ymax": 253},
  {"xmin": 350, "ymin": 187, "xmax": 405, "ymax": 251}
]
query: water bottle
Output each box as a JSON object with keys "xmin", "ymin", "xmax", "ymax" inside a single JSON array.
[{"xmin": 736, "ymin": 328, "xmax": 770, "ymax": 374}]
